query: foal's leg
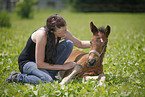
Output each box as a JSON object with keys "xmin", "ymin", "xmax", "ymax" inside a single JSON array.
[
  {"xmin": 60, "ymin": 64, "xmax": 83, "ymax": 85},
  {"xmin": 60, "ymin": 54, "xmax": 88, "ymax": 85}
]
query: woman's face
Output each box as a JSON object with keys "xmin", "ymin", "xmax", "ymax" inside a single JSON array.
[{"xmin": 54, "ymin": 26, "xmax": 67, "ymax": 38}]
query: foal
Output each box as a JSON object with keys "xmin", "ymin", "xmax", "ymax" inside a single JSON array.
[{"xmin": 60, "ymin": 22, "xmax": 111, "ymax": 85}]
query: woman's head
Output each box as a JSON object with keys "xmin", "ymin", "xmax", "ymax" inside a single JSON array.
[
  {"xmin": 44, "ymin": 14, "xmax": 66, "ymax": 64},
  {"xmin": 45, "ymin": 14, "xmax": 67, "ymax": 37}
]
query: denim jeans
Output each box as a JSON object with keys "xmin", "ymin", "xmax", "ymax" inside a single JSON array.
[{"xmin": 17, "ymin": 39, "xmax": 73, "ymax": 85}]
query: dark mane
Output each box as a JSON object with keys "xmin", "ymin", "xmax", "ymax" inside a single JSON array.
[{"xmin": 98, "ymin": 26, "xmax": 105, "ymax": 33}]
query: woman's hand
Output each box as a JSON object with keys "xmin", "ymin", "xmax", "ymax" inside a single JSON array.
[{"xmin": 62, "ymin": 62, "xmax": 76, "ymax": 70}]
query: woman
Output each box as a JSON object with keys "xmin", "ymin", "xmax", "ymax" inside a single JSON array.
[{"xmin": 5, "ymin": 14, "xmax": 90, "ymax": 85}]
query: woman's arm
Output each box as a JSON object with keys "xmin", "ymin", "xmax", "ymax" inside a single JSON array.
[
  {"xmin": 33, "ymin": 30, "xmax": 75, "ymax": 70},
  {"xmin": 65, "ymin": 30, "xmax": 90, "ymax": 48}
]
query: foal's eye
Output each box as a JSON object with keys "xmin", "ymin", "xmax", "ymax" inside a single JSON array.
[
  {"xmin": 97, "ymin": 38, "xmax": 100, "ymax": 42},
  {"xmin": 97, "ymin": 38, "xmax": 103, "ymax": 43}
]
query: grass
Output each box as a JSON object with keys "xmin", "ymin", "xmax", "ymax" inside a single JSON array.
[{"xmin": 0, "ymin": 10, "xmax": 145, "ymax": 96}]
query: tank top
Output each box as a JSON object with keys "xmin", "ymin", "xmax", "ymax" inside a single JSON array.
[
  {"xmin": 18, "ymin": 35, "xmax": 36, "ymax": 73},
  {"xmin": 18, "ymin": 27, "xmax": 60, "ymax": 73}
]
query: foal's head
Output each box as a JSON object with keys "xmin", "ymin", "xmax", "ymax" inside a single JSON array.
[{"xmin": 88, "ymin": 22, "xmax": 111, "ymax": 66}]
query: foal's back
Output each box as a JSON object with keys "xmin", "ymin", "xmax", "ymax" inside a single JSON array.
[{"xmin": 65, "ymin": 49, "xmax": 86, "ymax": 63}]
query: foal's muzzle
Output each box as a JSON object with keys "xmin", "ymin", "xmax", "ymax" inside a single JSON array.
[{"xmin": 88, "ymin": 50, "xmax": 100, "ymax": 66}]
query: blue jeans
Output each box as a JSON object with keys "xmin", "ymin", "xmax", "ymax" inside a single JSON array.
[{"xmin": 18, "ymin": 39, "xmax": 73, "ymax": 85}]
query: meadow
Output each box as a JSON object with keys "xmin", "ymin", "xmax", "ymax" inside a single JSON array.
[{"xmin": 0, "ymin": 10, "xmax": 145, "ymax": 96}]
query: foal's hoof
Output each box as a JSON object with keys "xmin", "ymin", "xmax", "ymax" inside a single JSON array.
[{"xmin": 60, "ymin": 77, "xmax": 69, "ymax": 85}]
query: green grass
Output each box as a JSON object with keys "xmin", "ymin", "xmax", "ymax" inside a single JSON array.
[{"xmin": 0, "ymin": 10, "xmax": 145, "ymax": 96}]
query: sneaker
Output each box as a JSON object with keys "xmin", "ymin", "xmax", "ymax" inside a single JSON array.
[{"xmin": 5, "ymin": 71, "xmax": 20, "ymax": 83}]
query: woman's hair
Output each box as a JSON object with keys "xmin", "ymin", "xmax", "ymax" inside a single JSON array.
[{"xmin": 44, "ymin": 14, "xmax": 66, "ymax": 64}]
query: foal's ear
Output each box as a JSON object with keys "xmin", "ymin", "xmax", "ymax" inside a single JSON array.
[
  {"xmin": 90, "ymin": 22, "xmax": 98, "ymax": 35},
  {"xmin": 105, "ymin": 25, "xmax": 111, "ymax": 37}
]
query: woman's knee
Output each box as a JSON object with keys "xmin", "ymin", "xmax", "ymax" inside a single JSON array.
[
  {"xmin": 65, "ymin": 39, "xmax": 73, "ymax": 49},
  {"xmin": 57, "ymin": 39, "xmax": 73, "ymax": 51}
]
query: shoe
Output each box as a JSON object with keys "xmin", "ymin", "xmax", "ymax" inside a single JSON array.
[{"xmin": 5, "ymin": 71, "xmax": 20, "ymax": 83}]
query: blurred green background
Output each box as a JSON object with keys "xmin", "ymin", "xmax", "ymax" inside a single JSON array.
[{"xmin": 0, "ymin": 0, "xmax": 145, "ymax": 96}]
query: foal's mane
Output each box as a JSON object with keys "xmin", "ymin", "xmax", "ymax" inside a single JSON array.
[{"xmin": 98, "ymin": 26, "xmax": 105, "ymax": 33}]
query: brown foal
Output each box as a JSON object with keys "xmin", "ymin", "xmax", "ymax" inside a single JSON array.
[{"xmin": 60, "ymin": 22, "xmax": 111, "ymax": 85}]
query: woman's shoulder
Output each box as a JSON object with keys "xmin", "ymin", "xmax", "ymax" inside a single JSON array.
[
  {"xmin": 38, "ymin": 27, "xmax": 45, "ymax": 30},
  {"xmin": 31, "ymin": 27, "xmax": 47, "ymax": 43}
]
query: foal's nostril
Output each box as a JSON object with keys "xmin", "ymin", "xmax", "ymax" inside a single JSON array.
[{"xmin": 88, "ymin": 59, "xmax": 96, "ymax": 66}]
